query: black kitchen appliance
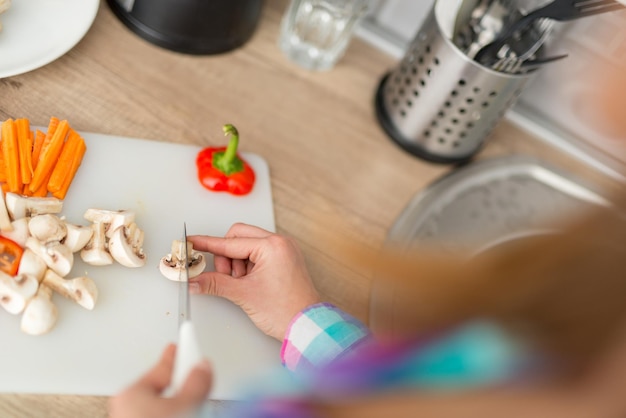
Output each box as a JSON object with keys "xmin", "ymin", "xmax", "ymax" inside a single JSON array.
[{"xmin": 106, "ymin": 0, "xmax": 264, "ymax": 55}]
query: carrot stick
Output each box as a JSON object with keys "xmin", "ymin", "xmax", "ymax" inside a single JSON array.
[
  {"xmin": 31, "ymin": 130, "xmax": 45, "ymax": 170},
  {"xmin": 33, "ymin": 116, "xmax": 60, "ymax": 165},
  {"xmin": 29, "ymin": 119, "xmax": 69, "ymax": 193},
  {"xmin": 32, "ymin": 172, "xmax": 52, "ymax": 197},
  {"xmin": 1, "ymin": 119, "xmax": 22, "ymax": 193},
  {"xmin": 50, "ymin": 135, "xmax": 86, "ymax": 200},
  {"xmin": 48, "ymin": 130, "xmax": 81, "ymax": 193},
  {"xmin": 0, "ymin": 149, "xmax": 6, "ymax": 184},
  {"xmin": 16, "ymin": 118, "xmax": 33, "ymax": 185}
]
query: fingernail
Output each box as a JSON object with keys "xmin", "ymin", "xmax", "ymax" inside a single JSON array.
[{"xmin": 189, "ymin": 282, "xmax": 200, "ymax": 294}]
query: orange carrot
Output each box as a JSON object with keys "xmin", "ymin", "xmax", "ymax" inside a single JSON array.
[
  {"xmin": 48, "ymin": 130, "xmax": 81, "ymax": 192},
  {"xmin": 32, "ymin": 172, "xmax": 52, "ymax": 197},
  {"xmin": 0, "ymin": 148, "xmax": 5, "ymax": 184},
  {"xmin": 1, "ymin": 119, "xmax": 22, "ymax": 193},
  {"xmin": 16, "ymin": 118, "xmax": 33, "ymax": 185},
  {"xmin": 29, "ymin": 119, "xmax": 69, "ymax": 193},
  {"xmin": 50, "ymin": 135, "xmax": 86, "ymax": 200},
  {"xmin": 32, "ymin": 130, "xmax": 45, "ymax": 170},
  {"xmin": 33, "ymin": 117, "xmax": 58, "ymax": 167}
]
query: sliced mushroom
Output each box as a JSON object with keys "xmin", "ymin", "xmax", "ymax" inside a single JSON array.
[
  {"xmin": 0, "ymin": 271, "xmax": 39, "ymax": 314},
  {"xmin": 17, "ymin": 248, "xmax": 48, "ymax": 283},
  {"xmin": 25, "ymin": 237, "xmax": 74, "ymax": 278},
  {"xmin": 108, "ymin": 222, "xmax": 146, "ymax": 268},
  {"xmin": 21, "ymin": 284, "xmax": 58, "ymax": 335},
  {"xmin": 28, "ymin": 214, "xmax": 67, "ymax": 244},
  {"xmin": 83, "ymin": 209, "xmax": 135, "ymax": 238},
  {"xmin": 5, "ymin": 193, "xmax": 63, "ymax": 220},
  {"xmin": 43, "ymin": 269, "xmax": 98, "ymax": 310},
  {"xmin": 63, "ymin": 222, "xmax": 94, "ymax": 253},
  {"xmin": 81, "ymin": 221, "xmax": 113, "ymax": 266},
  {"xmin": 0, "ymin": 190, "xmax": 13, "ymax": 232},
  {"xmin": 1, "ymin": 217, "xmax": 30, "ymax": 247},
  {"xmin": 159, "ymin": 240, "xmax": 206, "ymax": 282}
]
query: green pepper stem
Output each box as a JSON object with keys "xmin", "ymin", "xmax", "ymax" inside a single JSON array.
[
  {"xmin": 213, "ymin": 124, "xmax": 244, "ymax": 176},
  {"xmin": 221, "ymin": 124, "xmax": 239, "ymax": 164}
]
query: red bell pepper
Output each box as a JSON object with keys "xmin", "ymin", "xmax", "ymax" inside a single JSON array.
[
  {"xmin": 196, "ymin": 124, "xmax": 256, "ymax": 196},
  {"xmin": 0, "ymin": 236, "xmax": 23, "ymax": 276}
]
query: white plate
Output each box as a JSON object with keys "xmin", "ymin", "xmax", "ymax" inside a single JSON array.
[{"xmin": 0, "ymin": 0, "xmax": 100, "ymax": 78}]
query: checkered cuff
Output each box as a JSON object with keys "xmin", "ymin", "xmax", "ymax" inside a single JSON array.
[{"xmin": 280, "ymin": 302, "xmax": 371, "ymax": 372}]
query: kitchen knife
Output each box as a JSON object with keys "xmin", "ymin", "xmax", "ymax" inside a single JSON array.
[{"xmin": 170, "ymin": 223, "xmax": 203, "ymax": 394}]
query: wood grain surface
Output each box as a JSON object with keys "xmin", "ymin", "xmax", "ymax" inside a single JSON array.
[{"xmin": 0, "ymin": 1, "xmax": 613, "ymax": 416}]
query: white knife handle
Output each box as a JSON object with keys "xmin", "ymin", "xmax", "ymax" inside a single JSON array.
[{"xmin": 170, "ymin": 320, "xmax": 203, "ymax": 394}]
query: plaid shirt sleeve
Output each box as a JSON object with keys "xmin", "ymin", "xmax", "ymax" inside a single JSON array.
[{"xmin": 280, "ymin": 302, "xmax": 372, "ymax": 372}]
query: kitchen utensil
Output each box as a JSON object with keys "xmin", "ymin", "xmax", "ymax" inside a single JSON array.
[
  {"xmin": 169, "ymin": 223, "xmax": 203, "ymax": 395},
  {"xmin": 474, "ymin": 0, "xmax": 625, "ymax": 62},
  {"xmin": 515, "ymin": 53, "xmax": 569, "ymax": 73},
  {"xmin": 375, "ymin": 0, "xmax": 538, "ymax": 164},
  {"xmin": 0, "ymin": 131, "xmax": 281, "ymax": 400},
  {"xmin": 106, "ymin": 0, "xmax": 264, "ymax": 55},
  {"xmin": 370, "ymin": 155, "xmax": 611, "ymax": 333},
  {"xmin": 462, "ymin": 0, "xmax": 521, "ymax": 59},
  {"xmin": 453, "ymin": 0, "xmax": 480, "ymax": 42}
]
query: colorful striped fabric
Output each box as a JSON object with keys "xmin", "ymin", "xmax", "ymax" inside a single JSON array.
[
  {"xmin": 280, "ymin": 302, "xmax": 372, "ymax": 372},
  {"xmin": 203, "ymin": 304, "xmax": 536, "ymax": 418}
]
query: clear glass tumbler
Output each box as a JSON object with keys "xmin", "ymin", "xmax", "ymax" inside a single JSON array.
[{"xmin": 279, "ymin": 0, "xmax": 370, "ymax": 71}]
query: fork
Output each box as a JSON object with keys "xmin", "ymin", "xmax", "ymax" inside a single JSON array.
[{"xmin": 474, "ymin": 0, "xmax": 625, "ymax": 63}]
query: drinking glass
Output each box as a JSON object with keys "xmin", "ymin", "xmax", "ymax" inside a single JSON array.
[{"xmin": 279, "ymin": 0, "xmax": 370, "ymax": 71}]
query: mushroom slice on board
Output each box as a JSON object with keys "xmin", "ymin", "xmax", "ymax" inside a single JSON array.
[
  {"xmin": 81, "ymin": 222, "xmax": 113, "ymax": 266},
  {"xmin": 17, "ymin": 248, "xmax": 48, "ymax": 283},
  {"xmin": 108, "ymin": 222, "xmax": 146, "ymax": 268},
  {"xmin": 1, "ymin": 218, "xmax": 30, "ymax": 247},
  {"xmin": 28, "ymin": 214, "xmax": 67, "ymax": 244},
  {"xmin": 63, "ymin": 223, "xmax": 94, "ymax": 253},
  {"xmin": 0, "ymin": 191, "xmax": 13, "ymax": 232},
  {"xmin": 21, "ymin": 284, "xmax": 58, "ymax": 335},
  {"xmin": 5, "ymin": 193, "xmax": 63, "ymax": 220},
  {"xmin": 83, "ymin": 209, "xmax": 135, "ymax": 239},
  {"xmin": 25, "ymin": 237, "xmax": 74, "ymax": 278},
  {"xmin": 159, "ymin": 239, "xmax": 206, "ymax": 281},
  {"xmin": 0, "ymin": 272, "xmax": 39, "ymax": 314},
  {"xmin": 43, "ymin": 269, "xmax": 98, "ymax": 310}
]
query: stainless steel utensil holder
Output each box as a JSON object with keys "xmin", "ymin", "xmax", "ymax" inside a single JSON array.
[{"xmin": 375, "ymin": 2, "xmax": 536, "ymax": 164}]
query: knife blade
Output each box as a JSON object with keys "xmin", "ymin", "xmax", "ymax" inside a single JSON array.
[{"xmin": 170, "ymin": 223, "xmax": 203, "ymax": 395}]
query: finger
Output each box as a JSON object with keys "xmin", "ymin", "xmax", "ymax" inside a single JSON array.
[
  {"xmin": 231, "ymin": 258, "xmax": 247, "ymax": 278},
  {"xmin": 225, "ymin": 223, "xmax": 273, "ymax": 239},
  {"xmin": 213, "ymin": 254, "xmax": 232, "ymax": 275},
  {"xmin": 134, "ymin": 343, "xmax": 177, "ymax": 393},
  {"xmin": 188, "ymin": 236, "xmax": 261, "ymax": 261},
  {"xmin": 176, "ymin": 359, "xmax": 213, "ymax": 404},
  {"xmin": 189, "ymin": 271, "xmax": 244, "ymax": 301}
]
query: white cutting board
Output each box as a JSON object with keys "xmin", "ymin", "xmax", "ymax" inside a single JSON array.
[{"xmin": 0, "ymin": 131, "xmax": 282, "ymax": 400}]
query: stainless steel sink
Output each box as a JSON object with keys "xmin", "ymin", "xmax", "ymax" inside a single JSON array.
[{"xmin": 369, "ymin": 154, "xmax": 612, "ymax": 332}]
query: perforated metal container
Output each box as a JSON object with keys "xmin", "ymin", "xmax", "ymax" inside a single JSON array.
[{"xmin": 375, "ymin": 1, "xmax": 535, "ymax": 164}]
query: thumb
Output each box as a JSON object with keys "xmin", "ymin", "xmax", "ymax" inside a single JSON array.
[
  {"xmin": 190, "ymin": 271, "xmax": 243, "ymax": 301},
  {"xmin": 177, "ymin": 359, "xmax": 213, "ymax": 403}
]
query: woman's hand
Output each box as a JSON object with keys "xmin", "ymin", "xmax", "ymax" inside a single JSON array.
[
  {"xmin": 188, "ymin": 223, "xmax": 321, "ymax": 341},
  {"xmin": 109, "ymin": 344, "xmax": 212, "ymax": 418}
]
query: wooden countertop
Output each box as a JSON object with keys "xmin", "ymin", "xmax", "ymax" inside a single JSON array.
[{"xmin": 0, "ymin": 1, "xmax": 606, "ymax": 416}]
